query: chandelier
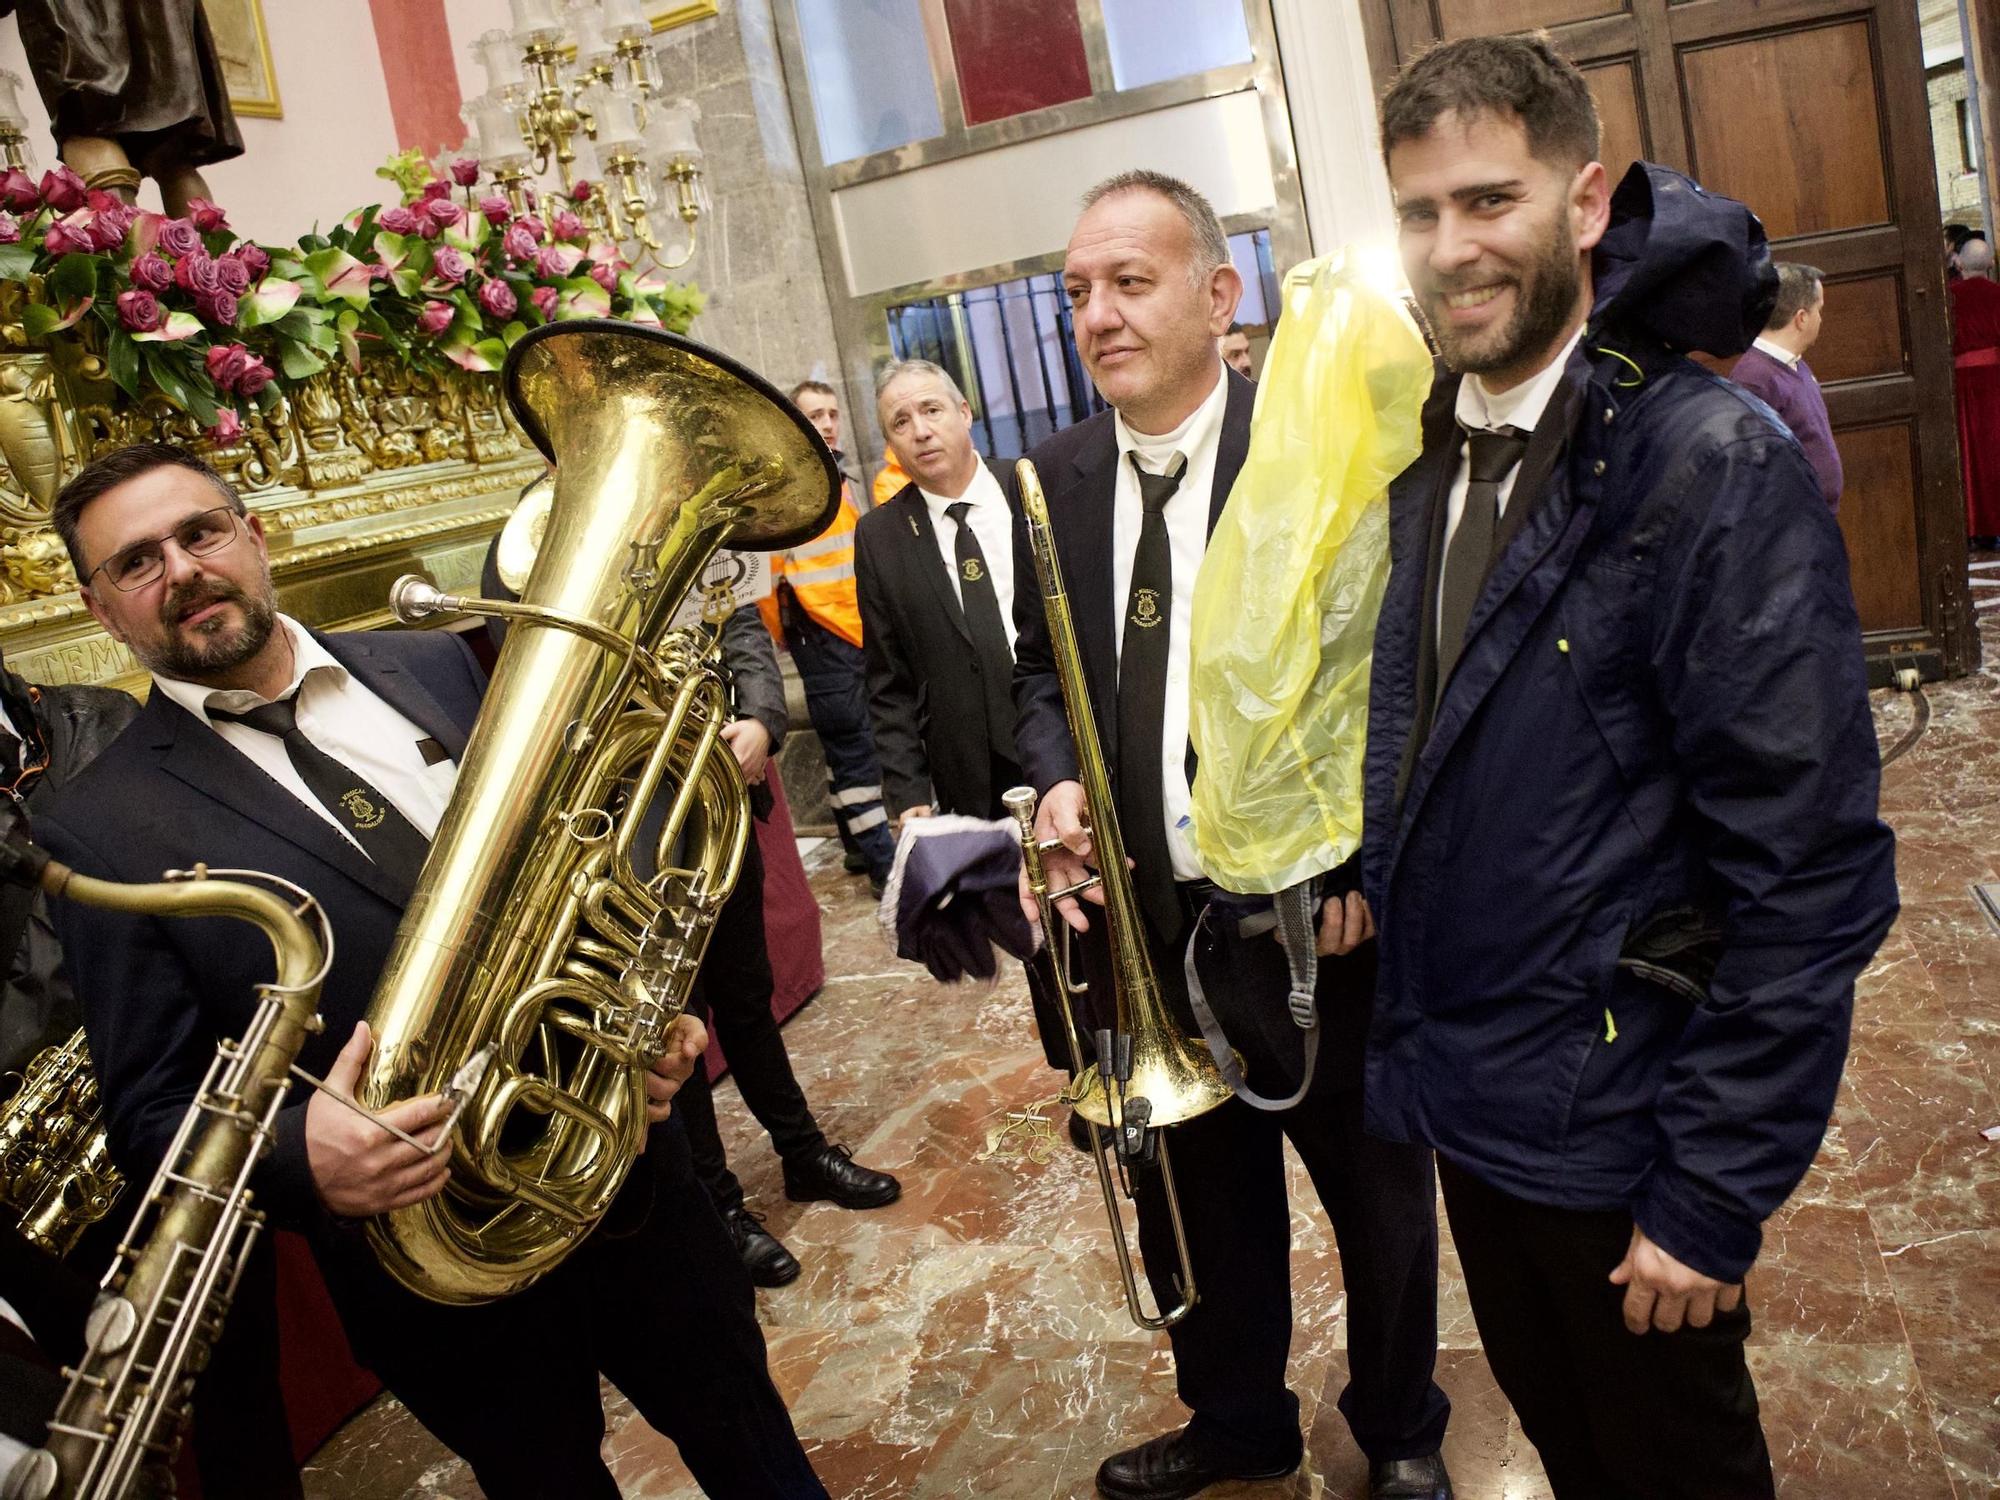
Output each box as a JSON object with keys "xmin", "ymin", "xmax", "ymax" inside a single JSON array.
[{"xmin": 461, "ymin": 0, "xmax": 709, "ymax": 272}]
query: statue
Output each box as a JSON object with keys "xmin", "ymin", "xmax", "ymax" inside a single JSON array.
[{"xmin": 3, "ymin": 0, "xmax": 243, "ymax": 216}]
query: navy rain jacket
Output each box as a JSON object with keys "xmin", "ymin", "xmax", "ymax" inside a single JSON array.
[{"xmin": 1361, "ymin": 164, "xmax": 1899, "ymax": 1283}]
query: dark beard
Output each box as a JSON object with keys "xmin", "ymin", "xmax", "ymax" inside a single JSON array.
[
  {"xmin": 1428, "ymin": 217, "xmax": 1582, "ymax": 379},
  {"xmin": 142, "ymin": 578, "xmax": 277, "ymax": 680}
]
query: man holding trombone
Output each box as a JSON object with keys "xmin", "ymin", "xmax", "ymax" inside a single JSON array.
[{"xmin": 1011, "ymin": 171, "xmax": 1452, "ymax": 1500}]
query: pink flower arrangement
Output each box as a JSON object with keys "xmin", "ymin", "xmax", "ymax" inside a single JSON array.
[
  {"xmin": 42, "ymin": 213, "xmax": 95, "ymax": 256},
  {"xmin": 204, "ymin": 342, "xmax": 273, "ymax": 397},
  {"xmin": 531, "ymin": 285, "xmax": 558, "ymax": 320},
  {"xmin": 450, "ymin": 158, "xmax": 481, "ymax": 188},
  {"xmin": 421, "ymin": 179, "xmax": 452, "ymax": 201},
  {"xmin": 378, "ymin": 205, "xmax": 420, "ymax": 236},
  {"xmin": 476, "ymin": 279, "xmax": 518, "ymax": 319},
  {"xmin": 550, "ymin": 210, "xmax": 587, "ymax": 243},
  {"xmin": 431, "ymin": 245, "xmax": 469, "ymax": 285},
  {"xmin": 423, "ymin": 198, "xmax": 463, "ymax": 231},
  {"xmin": 156, "ymin": 218, "xmax": 202, "ymax": 258},
  {"xmin": 479, "ymin": 195, "xmax": 510, "ymax": 227},
  {"xmin": 208, "ymin": 407, "xmax": 244, "ymax": 443},
  {"xmin": 38, "ymin": 167, "xmax": 86, "ymax": 214},
  {"xmin": 501, "ymin": 223, "xmax": 538, "ymax": 263},
  {"xmin": 115, "ymin": 289, "xmax": 164, "ymax": 333},
  {"xmin": 129, "ymin": 253, "xmax": 174, "ymax": 293},
  {"xmin": 0, "ymin": 170, "xmax": 37, "ymax": 213},
  {"xmin": 186, "ymin": 198, "xmax": 229, "ymax": 233},
  {"xmin": 416, "ymin": 299, "xmax": 454, "ymax": 336}
]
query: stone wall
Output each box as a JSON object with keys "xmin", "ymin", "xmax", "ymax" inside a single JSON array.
[{"xmin": 1930, "ymin": 63, "xmax": 1985, "ymax": 225}]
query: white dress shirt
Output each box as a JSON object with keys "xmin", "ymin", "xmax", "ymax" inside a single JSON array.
[
  {"xmin": 920, "ymin": 461, "xmax": 1017, "ymax": 651},
  {"xmin": 1750, "ymin": 335, "xmax": 1801, "ymax": 370},
  {"xmin": 1440, "ymin": 328, "xmax": 1585, "ymax": 641},
  {"xmin": 152, "ymin": 615, "xmax": 458, "ymax": 848},
  {"xmin": 1112, "ymin": 367, "xmax": 1228, "ymax": 881},
  {"xmin": 0, "ymin": 698, "xmax": 23, "ymax": 771}
]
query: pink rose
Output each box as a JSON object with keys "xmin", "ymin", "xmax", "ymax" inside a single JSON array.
[
  {"xmin": 431, "ymin": 245, "xmax": 469, "ymax": 285},
  {"xmin": 115, "ymin": 288, "xmax": 164, "ymax": 333},
  {"xmin": 589, "ymin": 261, "xmax": 618, "ymax": 293},
  {"xmin": 205, "ymin": 343, "xmax": 253, "ymax": 392},
  {"xmin": 570, "ymin": 180, "xmax": 592, "ymax": 203},
  {"xmin": 174, "ymin": 251, "xmax": 222, "ymax": 296},
  {"xmin": 213, "ymin": 254, "xmax": 252, "ymax": 295},
  {"xmin": 85, "ymin": 209, "xmax": 130, "ymax": 253},
  {"xmin": 479, "ymin": 195, "xmax": 510, "ymax": 227},
  {"xmin": 424, "ymin": 197, "xmax": 463, "ymax": 230},
  {"xmin": 0, "ymin": 213, "xmax": 18, "ymax": 246},
  {"xmin": 421, "ymin": 179, "xmax": 451, "ymax": 201},
  {"xmin": 185, "ymin": 198, "xmax": 228, "ymax": 232},
  {"xmin": 197, "ymin": 290, "xmax": 240, "ymax": 327},
  {"xmin": 531, "ymin": 285, "xmax": 558, "ymax": 320},
  {"xmin": 0, "ymin": 168, "xmax": 38, "ymax": 213},
  {"xmin": 208, "ymin": 407, "xmax": 244, "ymax": 443},
  {"xmin": 38, "ymin": 166, "xmax": 86, "ymax": 213},
  {"xmin": 476, "ymin": 278, "xmax": 517, "ymax": 319},
  {"xmin": 42, "ymin": 213, "xmax": 94, "ymax": 256},
  {"xmin": 130, "ymin": 253, "xmax": 174, "ymax": 293},
  {"xmin": 518, "ymin": 214, "xmax": 546, "ymax": 241},
  {"xmin": 232, "ymin": 244, "xmax": 271, "ymax": 281},
  {"xmin": 378, "ymin": 205, "xmax": 420, "ymax": 235},
  {"xmin": 534, "ymin": 245, "xmax": 568, "ymax": 279},
  {"xmin": 416, "ymin": 299, "xmax": 454, "ymax": 336},
  {"xmin": 451, "ymin": 158, "xmax": 481, "ymax": 188},
  {"xmin": 235, "ymin": 353, "xmax": 274, "ymax": 398},
  {"xmin": 156, "ymin": 218, "xmax": 202, "ymax": 258},
  {"xmin": 502, "ymin": 223, "xmax": 537, "ymax": 262},
  {"xmin": 550, "ymin": 210, "xmax": 586, "ymax": 243}
]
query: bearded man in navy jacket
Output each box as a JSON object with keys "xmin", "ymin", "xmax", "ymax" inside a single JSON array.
[{"xmin": 1363, "ymin": 36, "xmax": 1897, "ymax": 1500}]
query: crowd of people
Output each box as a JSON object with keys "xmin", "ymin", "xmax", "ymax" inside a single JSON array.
[{"xmin": 0, "ymin": 30, "xmax": 1902, "ymax": 1500}]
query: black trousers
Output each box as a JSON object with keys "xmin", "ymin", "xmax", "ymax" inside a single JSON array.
[
  {"xmin": 672, "ymin": 833, "xmax": 827, "ymax": 1215},
  {"xmin": 1104, "ymin": 895, "xmax": 1449, "ymax": 1467},
  {"xmin": 317, "ymin": 1116, "xmax": 826, "ymax": 1500},
  {"xmin": 1437, "ymin": 1158, "xmax": 1775, "ymax": 1500}
]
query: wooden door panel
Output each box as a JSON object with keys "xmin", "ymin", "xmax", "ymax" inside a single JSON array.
[
  {"xmin": 1811, "ymin": 275, "xmax": 1907, "ymax": 385},
  {"xmin": 1436, "ymin": 0, "xmax": 1628, "ymax": 38},
  {"xmin": 1679, "ymin": 22, "xmax": 1890, "ymax": 240},
  {"xmin": 1582, "ymin": 60, "xmax": 1647, "ymax": 186},
  {"xmin": 1836, "ymin": 422, "xmax": 1926, "ymax": 630}
]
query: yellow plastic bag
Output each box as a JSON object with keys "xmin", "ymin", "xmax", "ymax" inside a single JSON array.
[{"xmin": 1188, "ymin": 249, "xmax": 1433, "ymax": 894}]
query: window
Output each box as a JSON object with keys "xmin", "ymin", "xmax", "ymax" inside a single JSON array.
[
  {"xmin": 794, "ymin": 0, "xmax": 944, "ymax": 164},
  {"xmin": 1960, "ymin": 98, "xmax": 1980, "ymax": 174},
  {"xmin": 944, "ymin": 0, "xmax": 1093, "ymax": 126},
  {"xmin": 1100, "ymin": 0, "xmax": 1253, "ymax": 91}
]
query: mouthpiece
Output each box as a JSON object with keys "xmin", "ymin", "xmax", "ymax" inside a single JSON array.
[{"xmin": 389, "ymin": 575, "xmax": 449, "ymax": 623}]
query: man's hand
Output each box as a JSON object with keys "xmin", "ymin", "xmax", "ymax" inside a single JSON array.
[
  {"xmin": 306, "ymin": 1021, "xmax": 452, "ymax": 1218},
  {"xmin": 896, "ymin": 804, "xmax": 933, "ymax": 836},
  {"xmin": 721, "ymin": 719, "xmax": 772, "ymax": 785},
  {"xmin": 1282, "ymin": 890, "xmax": 1375, "ymax": 957},
  {"xmin": 644, "ymin": 1013, "xmax": 709, "ymax": 1128},
  {"xmin": 1608, "ymin": 1226, "xmax": 1745, "ymax": 1334},
  {"xmin": 1018, "ymin": 780, "xmax": 1108, "ymax": 933}
]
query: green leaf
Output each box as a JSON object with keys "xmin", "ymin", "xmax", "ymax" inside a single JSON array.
[
  {"xmin": 501, "ymin": 319, "xmax": 528, "ymax": 347},
  {"xmin": 130, "ymin": 311, "xmax": 205, "ymax": 344},
  {"xmin": 277, "ymin": 334, "xmax": 326, "ymax": 380},
  {"xmin": 141, "ymin": 348, "xmax": 219, "ymax": 425},
  {"xmin": 0, "ymin": 243, "xmax": 35, "ymax": 282},
  {"xmin": 238, "ymin": 276, "xmax": 303, "ymax": 329},
  {"xmin": 47, "ymin": 253, "xmax": 96, "ymax": 303},
  {"xmin": 107, "ymin": 331, "xmax": 140, "ymax": 397}
]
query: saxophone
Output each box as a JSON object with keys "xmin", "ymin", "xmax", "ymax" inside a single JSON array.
[
  {"xmin": 359, "ymin": 320, "xmax": 840, "ymax": 1304},
  {"xmin": 0, "ymin": 833, "xmax": 331, "ymax": 1500},
  {"xmin": 0, "ymin": 1028, "xmax": 123, "ymax": 1257}
]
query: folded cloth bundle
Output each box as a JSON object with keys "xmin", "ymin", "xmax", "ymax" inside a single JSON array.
[{"xmin": 877, "ymin": 815, "xmax": 1039, "ymax": 983}]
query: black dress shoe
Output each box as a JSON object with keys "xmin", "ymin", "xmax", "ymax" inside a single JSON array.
[
  {"xmin": 1370, "ymin": 1452, "xmax": 1452, "ymax": 1500},
  {"xmin": 1095, "ymin": 1429, "xmax": 1299, "ymax": 1500},
  {"xmin": 721, "ymin": 1206, "xmax": 800, "ymax": 1287},
  {"xmin": 843, "ymin": 850, "xmax": 871, "ymax": 875},
  {"xmin": 782, "ymin": 1143, "xmax": 901, "ymax": 1209}
]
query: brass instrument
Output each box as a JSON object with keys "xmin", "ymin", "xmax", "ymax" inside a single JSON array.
[
  {"xmin": 361, "ymin": 320, "xmax": 839, "ymax": 1305},
  {"xmin": 0, "ymin": 840, "xmax": 332, "ymax": 1500},
  {"xmin": 0, "ymin": 1029, "xmax": 122, "ymax": 1257},
  {"xmin": 1005, "ymin": 457, "xmax": 1235, "ymax": 1331}
]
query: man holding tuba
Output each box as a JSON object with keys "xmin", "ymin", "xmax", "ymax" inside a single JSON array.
[
  {"xmin": 1012, "ymin": 172, "xmax": 1452, "ymax": 1500},
  {"xmin": 30, "ymin": 442, "xmax": 829, "ymax": 1499}
]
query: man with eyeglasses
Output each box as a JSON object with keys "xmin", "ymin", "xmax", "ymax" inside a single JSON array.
[{"xmin": 27, "ymin": 441, "xmax": 830, "ymax": 1498}]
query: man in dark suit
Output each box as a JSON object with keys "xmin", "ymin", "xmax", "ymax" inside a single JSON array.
[
  {"xmin": 30, "ymin": 441, "xmax": 828, "ymax": 1500},
  {"xmin": 1011, "ymin": 172, "xmax": 1451, "ymax": 1500}
]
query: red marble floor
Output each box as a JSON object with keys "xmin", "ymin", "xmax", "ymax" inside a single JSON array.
[{"xmin": 304, "ymin": 620, "xmax": 2000, "ymax": 1500}]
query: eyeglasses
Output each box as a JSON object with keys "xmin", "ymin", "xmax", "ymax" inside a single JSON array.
[{"xmin": 86, "ymin": 506, "xmax": 243, "ymax": 593}]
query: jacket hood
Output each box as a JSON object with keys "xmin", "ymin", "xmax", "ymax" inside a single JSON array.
[{"xmin": 1590, "ymin": 161, "xmax": 1777, "ymax": 358}]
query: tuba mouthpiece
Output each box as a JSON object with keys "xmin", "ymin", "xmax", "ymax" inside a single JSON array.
[{"xmin": 389, "ymin": 575, "xmax": 448, "ymax": 623}]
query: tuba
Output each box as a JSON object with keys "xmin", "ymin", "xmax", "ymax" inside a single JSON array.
[
  {"xmin": 360, "ymin": 321, "xmax": 838, "ymax": 1304},
  {"xmin": 1005, "ymin": 457, "xmax": 1235, "ymax": 1330},
  {"xmin": 0, "ymin": 1028, "xmax": 123, "ymax": 1258}
]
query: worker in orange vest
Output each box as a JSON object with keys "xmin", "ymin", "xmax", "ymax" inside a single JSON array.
[{"xmin": 765, "ymin": 380, "xmax": 897, "ymax": 889}]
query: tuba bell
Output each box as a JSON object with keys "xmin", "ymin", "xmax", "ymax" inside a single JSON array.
[{"xmin": 359, "ymin": 321, "xmax": 838, "ymax": 1304}]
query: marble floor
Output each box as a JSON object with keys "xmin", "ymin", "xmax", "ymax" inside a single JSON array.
[{"xmin": 305, "ymin": 622, "xmax": 2000, "ymax": 1500}]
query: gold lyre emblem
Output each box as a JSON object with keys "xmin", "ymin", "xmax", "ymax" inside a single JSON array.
[
  {"xmin": 961, "ymin": 557, "xmax": 985, "ymax": 584},
  {"xmin": 1131, "ymin": 587, "xmax": 1163, "ymax": 628},
  {"xmin": 340, "ymin": 789, "xmax": 387, "ymax": 830}
]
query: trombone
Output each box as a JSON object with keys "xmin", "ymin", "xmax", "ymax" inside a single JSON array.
[{"xmin": 1004, "ymin": 458, "xmax": 1234, "ymax": 1331}]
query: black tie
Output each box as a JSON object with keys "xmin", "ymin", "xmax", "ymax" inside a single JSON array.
[
  {"xmin": 1437, "ymin": 424, "xmax": 1532, "ymax": 693},
  {"xmin": 946, "ymin": 500, "xmax": 1017, "ymax": 762},
  {"xmin": 209, "ymin": 689, "xmax": 431, "ymax": 892},
  {"xmin": 1116, "ymin": 450, "xmax": 1187, "ymax": 947}
]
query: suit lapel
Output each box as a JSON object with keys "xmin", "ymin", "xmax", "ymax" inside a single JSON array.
[
  {"xmin": 320, "ymin": 631, "xmax": 473, "ymax": 760},
  {"xmin": 1065, "ymin": 423, "xmax": 1123, "ymax": 768},
  {"xmin": 1208, "ymin": 372, "xmax": 1254, "ymax": 536},
  {"xmin": 900, "ymin": 491, "xmax": 973, "ymax": 645}
]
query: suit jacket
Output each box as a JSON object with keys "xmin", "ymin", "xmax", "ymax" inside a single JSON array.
[
  {"xmin": 854, "ymin": 457, "xmax": 1017, "ymax": 818},
  {"xmin": 31, "ymin": 628, "xmax": 486, "ymax": 1232}
]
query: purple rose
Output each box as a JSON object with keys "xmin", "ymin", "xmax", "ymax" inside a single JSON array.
[
  {"xmin": 115, "ymin": 288, "xmax": 164, "ymax": 333},
  {"xmin": 42, "ymin": 213, "xmax": 93, "ymax": 256},
  {"xmin": 589, "ymin": 261, "xmax": 618, "ymax": 293},
  {"xmin": 451, "ymin": 157, "xmax": 481, "ymax": 188},
  {"xmin": 431, "ymin": 245, "xmax": 469, "ymax": 285},
  {"xmin": 157, "ymin": 217, "xmax": 202, "ymax": 258},
  {"xmin": 233, "ymin": 244, "xmax": 271, "ymax": 281},
  {"xmin": 480, "ymin": 195, "xmax": 510, "ymax": 227},
  {"xmin": 185, "ymin": 198, "xmax": 228, "ymax": 232},
  {"xmin": 502, "ymin": 223, "xmax": 537, "ymax": 262},
  {"xmin": 476, "ymin": 278, "xmax": 517, "ymax": 319},
  {"xmin": 174, "ymin": 251, "xmax": 222, "ymax": 296},
  {"xmin": 130, "ymin": 253, "xmax": 174, "ymax": 293},
  {"xmin": 416, "ymin": 299, "xmax": 454, "ymax": 336},
  {"xmin": 518, "ymin": 214, "xmax": 547, "ymax": 241},
  {"xmin": 550, "ymin": 210, "xmax": 586, "ymax": 243},
  {"xmin": 235, "ymin": 353, "xmax": 274, "ymax": 398},
  {"xmin": 38, "ymin": 166, "xmax": 86, "ymax": 213},
  {"xmin": 84, "ymin": 209, "xmax": 128, "ymax": 253},
  {"xmin": 421, "ymin": 179, "xmax": 451, "ymax": 201},
  {"xmin": 197, "ymin": 290, "xmax": 240, "ymax": 328},
  {"xmin": 0, "ymin": 168, "xmax": 37, "ymax": 213},
  {"xmin": 213, "ymin": 254, "xmax": 252, "ymax": 295},
  {"xmin": 378, "ymin": 205, "xmax": 420, "ymax": 235},
  {"xmin": 531, "ymin": 285, "xmax": 558, "ymax": 321},
  {"xmin": 424, "ymin": 198, "xmax": 463, "ymax": 230},
  {"xmin": 534, "ymin": 245, "xmax": 569, "ymax": 279},
  {"xmin": 205, "ymin": 343, "xmax": 253, "ymax": 393},
  {"xmin": 0, "ymin": 213, "xmax": 18, "ymax": 246}
]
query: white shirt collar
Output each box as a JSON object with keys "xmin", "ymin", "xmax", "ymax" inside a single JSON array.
[
  {"xmin": 151, "ymin": 614, "xmax": 348, "ymax": 723},
  {"xmin": 1454, "ymin": 326, "xmax": 1586, "ymax": 435},
  {"xmin": 918, "ymin": 457, "xmax": 1001, "ymax": 516},
  {"xmin": 1751, "ymin": 335, "xmax": 1802, "ymax": 370},
  {"xmin": 1114, "ymin": 366, "xmax": 1228, "ymax": 468}
]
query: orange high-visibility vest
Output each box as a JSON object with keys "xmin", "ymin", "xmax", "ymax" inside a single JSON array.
[
  {"xmin": 873, "ymin": 453, "xmax": 910, "ymax": 508},
  {"xmin": 759, "ymin": 481, "xmax": 865, "ymax": 648}
]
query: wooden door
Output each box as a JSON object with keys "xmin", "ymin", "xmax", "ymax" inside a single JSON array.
[{"xmin": 1359, "ymin": 0, "xmax": 1978, "ymax": 679}]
